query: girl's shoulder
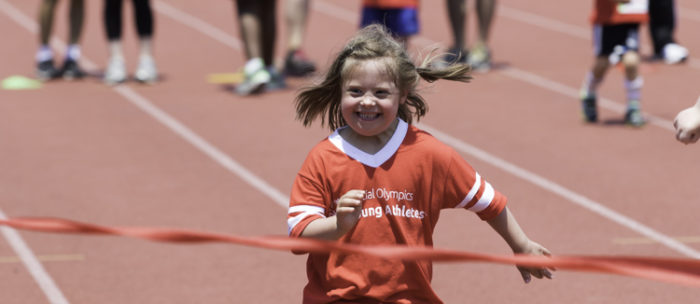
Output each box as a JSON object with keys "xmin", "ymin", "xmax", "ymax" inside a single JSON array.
[{"xmin": 403, "ymin": 125, "xmax": 458, "ymax": 158}]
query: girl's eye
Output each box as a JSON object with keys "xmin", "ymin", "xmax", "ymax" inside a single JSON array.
[
  {"xmin": 348, "ymin": 88, "xmax": 363, "ymax": 95},
  {"xmin": 375, "ymin": 90, "xmax": 389, "ymax": 98}
]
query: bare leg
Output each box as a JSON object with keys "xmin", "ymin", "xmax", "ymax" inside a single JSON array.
[
  {"xmin": 67, "ymin": 0, "xmax": 84, "ymax": 45},
  {"xmin": 446, "ymin": 0, "xmax": 466, "ymax": 51},
  {"xmin": 475, "ymin": 0, "xmax": 495, "ymax": 46},
  {"xmin": 285, "ymin": 0, "xmax": 308, "ymax": 51}
]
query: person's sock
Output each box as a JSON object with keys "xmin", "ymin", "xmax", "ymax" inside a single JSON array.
[
  {"xmin": 625, "ymin": 76, "xmax": 643, "ymax": 102},
  {"xmin": 581, "ymin": 72, "xmax": 603, "ymax": 97},
  {"xmin": 36, "ymin": 45, "xmax": 53, "ymax": 62},
  {"xmin": 66, "ymin": 44, "xmax": 81, "ymax": 61}
]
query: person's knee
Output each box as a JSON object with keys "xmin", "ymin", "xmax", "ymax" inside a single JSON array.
[{"xmin": 622, "ymin": 51, "xmax": 640, "ymax": 68}]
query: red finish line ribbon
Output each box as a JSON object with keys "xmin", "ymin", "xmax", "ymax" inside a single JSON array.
[{"xmin": 2, "ymin": 217, "xmax": 700, "ymax": 288}]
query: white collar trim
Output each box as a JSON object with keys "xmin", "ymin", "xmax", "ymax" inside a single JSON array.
[{"xmin": 328, "ymin": 119, "xmax": 408, "ymax": 168}]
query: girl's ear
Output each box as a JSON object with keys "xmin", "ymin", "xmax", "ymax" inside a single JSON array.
[{"xmin": 400, "ymin": 92, "xmax": 408, "ymax": 105}]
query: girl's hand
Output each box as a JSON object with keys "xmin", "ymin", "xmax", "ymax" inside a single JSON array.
[
  {"xmin": 514, "ymin": 240, "xmax": 555, "ymax": 283},
  {"xmin": 335, "ymin": 190, "xmax": 365, "ymax": 235},
  {"xmin": 674, "ymin": 106, "xmax": 700, "ymax": 144}
]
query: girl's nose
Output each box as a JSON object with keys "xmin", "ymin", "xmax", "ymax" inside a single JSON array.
[{"xmin": 360, "ymin": 95, "xmax": 375, "ymax": 106}]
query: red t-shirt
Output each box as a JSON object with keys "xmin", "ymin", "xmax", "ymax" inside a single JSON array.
[
  {"xmin": 288, "ymin": 120, "xmax": 507, "ymax": 303},
  {"xmin": 590, "ymin": 0, "xmax": 648, "ymax": 25}
]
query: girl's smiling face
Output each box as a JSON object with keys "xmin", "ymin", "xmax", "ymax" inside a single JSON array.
[{"xmin": 341, "ymin": 59, "xmax": 406, "ymax": 138}]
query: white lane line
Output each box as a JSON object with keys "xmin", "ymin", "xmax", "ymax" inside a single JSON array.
[
  {"xmin": 0, "ymin": 211, "xmax": 69, "ymax": 304},
  {"xmin": 154, "ymin": 0, "xmax": 700, "ymax": 258},
  {"xmin": 112, "ymin": 86, "xmax": 289, "ymax": 208},
  {"xmin": 0, "ymin": 1, "xmax": 71, "ymax": 303},
  {"xmin": 153, "ymin": 1, "xmax": 242, "ymax": 51}
]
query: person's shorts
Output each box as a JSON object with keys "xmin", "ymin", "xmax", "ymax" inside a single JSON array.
[
  {"xmin": 592, "ymin": 23, "xmax": 640, "ymax": 56},
  {"xmin": 360, "ymin": 7, "xmax": 419, "ymax": 37}
]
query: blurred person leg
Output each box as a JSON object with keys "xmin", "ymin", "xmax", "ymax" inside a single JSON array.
[
  {"xmin": 444, "ymin": 0, "xmax": 468, "ymax": 64},
  {"xmin": 37, "ymin": 0, "xmax": 60, "ymax": 80},
  {"xmin": 60, "ymin": 0, "xmax": 86, "ymax": 79},
  {"xmin": 234, "ymin": 0, "xmax": 281, "ymax": 95},
  {"xmin": 284, "ymin": 0, "xmax": 316, "ymax": 77},
  {"xmin": 648, "ymin": 0, "xmax": 687, "ymax": 64},
  {"xmin": 468, "ymin": 0, "xmax": 495, "ymax": 71},
  {"xmin": 621, "ymin": 50, "xmax": 644, "ymax": 126},
  {"xmin": 133, "ymin": 0, "xmax": 158, "ymax": 83},
  {"xmin": 103, "ymin": 0, "xmax": 127, "ymax": 84}
]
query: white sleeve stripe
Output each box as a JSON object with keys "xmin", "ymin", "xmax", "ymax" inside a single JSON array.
[
  {"xmin": 468, "ymin": 181, "xmax": 494, "ymax": 212},
  {"xmin": 287, "ymin": 205, "xmax": 326, "ymax": 235},
  {"xmin": 455, "ymin": 173, "xmax": 481, "ymax": 209},
  {"xmin": 288, "ymin": 205, "xmax": 325, "ymax": 215}
]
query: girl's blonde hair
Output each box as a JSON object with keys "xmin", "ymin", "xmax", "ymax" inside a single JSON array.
[{"xmin": 295, "ymin": 24, "xmax": 472, "ymax": 131}]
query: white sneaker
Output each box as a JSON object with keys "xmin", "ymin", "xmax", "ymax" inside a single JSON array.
[
  {"xmin": 135, "ymin": 55, "xmax": 158, "ymax": 83},
  {"xmin": 663, "ymin": 43, "xmax": 689, "ymax": 65},
  {"xmin": 234, "ymin": 58, "xmax": 270, "ymax": 95},
  {"xmin": 104, "ymin": 56, "xmax": 127, "ymax": 85}
]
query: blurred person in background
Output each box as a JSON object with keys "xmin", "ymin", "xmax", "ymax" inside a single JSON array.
[
  {"xmin": 232, "ymin": 0, "xmax": 286, "ymax": 95},
  {"xmin": 648, "ymin": 0, "xmax": 688, "ymax": 64},
  {"xmin": 442, "ymin": 0, "xmax": 496, "ymax": 72},
  {"xmin": 283, "ymin": 0, "xmax": 317, "ymax": 77},
  {"xmin": 360, "ymin": 0, "xmax": 420, "ymax": 47},
  {"xmin": 579, "ymin": 0, "xmax": 648, "ymax": 127},
  {"xmin": 103, "ymin": 0, "xmax": 158, "ymax": 84},
  {"xmin": 36, "ymin": 0, "xmax": 85, "ymax": 80}
]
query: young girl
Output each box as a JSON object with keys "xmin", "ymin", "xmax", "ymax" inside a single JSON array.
[{"xmin": 287, "ymin": 24, "xmax": 552, "ymax": 303}]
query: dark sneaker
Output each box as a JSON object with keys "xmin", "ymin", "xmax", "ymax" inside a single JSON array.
[
  {"xmin": 444, "ymin": 47, "xmax": 469, "ymax": 64},
  {"xmin": 283, "ymin": 50, "xmax": 316, "ymax": 77},
  {"xmin": 265, "ymin": 66, "xmax": 286, "ymax": 92},
  {"xmin": 581, "ymin": 93, "xmax": 598, "ymax": 123},
  {"xmin": 36, "ymin": 59, "xmax": 60, "ymax": 81},
  {"xmin": 60, "ymin": 59, "xmax": 86, "ymax": 80},
  {"xmin": 431, "ymin": 47, "xmax": 468, "ymax": 69},
  {"xmin": 624, "ymin": 101, "xmax": 645, "ymax": 127}
]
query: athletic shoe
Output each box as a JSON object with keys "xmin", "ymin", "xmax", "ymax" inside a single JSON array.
[
  {"xmin": 134, "ymin": 55, "xmax": 158, "ymax": 83},
  {"xmin": 468, "ymin": 45, "xmax": 491, "ymax": 72},
  {"xmin": 283, "ymin": 49, "xmax": 316, "ymax": 77},
  {"xmin": 104, "ymin": 56, "xmax": 127, "ymax": 85},
  {"xmin": 624, "ymin": 101, "xmax": 644, "ymax": 127},
  {"xmin": 234, "ymin": 58, "xmax": 270, "ymax": 96},
  {"xmin": 432, "ymin": 47, "xmax": 468, "ymax": 69},
  {"xmin": 59, "ymin": 59, "xmax": 86, "ymax": 80},
  {"xmin": 445, "ymin": 47, "xmax": 469, "ymax": 64},
  {"xmin": 662, "ymin": 43, "xmax": 688, "ymax": 65},
  {"xmin": 265, "ymin": 66, "xmax": 286, "ymax": 92},
  {"xmin": 581, "ymin": 93, "xmax": 598, "ymax": 123},
  {"xmin": 36, "ymin": 59, "xmax": 60, "ymax": 81}
]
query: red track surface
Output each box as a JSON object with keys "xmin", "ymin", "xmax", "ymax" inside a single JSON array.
[{"xmin": 1, "ymin": 0, "xmax": 699, "ymax": 303}]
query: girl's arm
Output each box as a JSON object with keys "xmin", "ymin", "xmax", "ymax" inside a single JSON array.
[
  {"xmin": 300, "ymin": 190, "xmax": 365, "ymax": 241},
  {"xmin": 487, "ymin": 207, "xmax": 554, "ymax": 283},
  {"xmin": 674, "ymin": 95, "xmax": 700, "ymax": 144}
]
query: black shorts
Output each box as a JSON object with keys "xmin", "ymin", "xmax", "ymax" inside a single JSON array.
[{"xmin": 592, "ymin": 23, "xmax": 640, "ymax": 56}]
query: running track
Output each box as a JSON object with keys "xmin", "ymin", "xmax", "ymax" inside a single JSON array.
[{"xmin": 1, "ymin": 0, "xmax": 699, "ymax": 303}]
